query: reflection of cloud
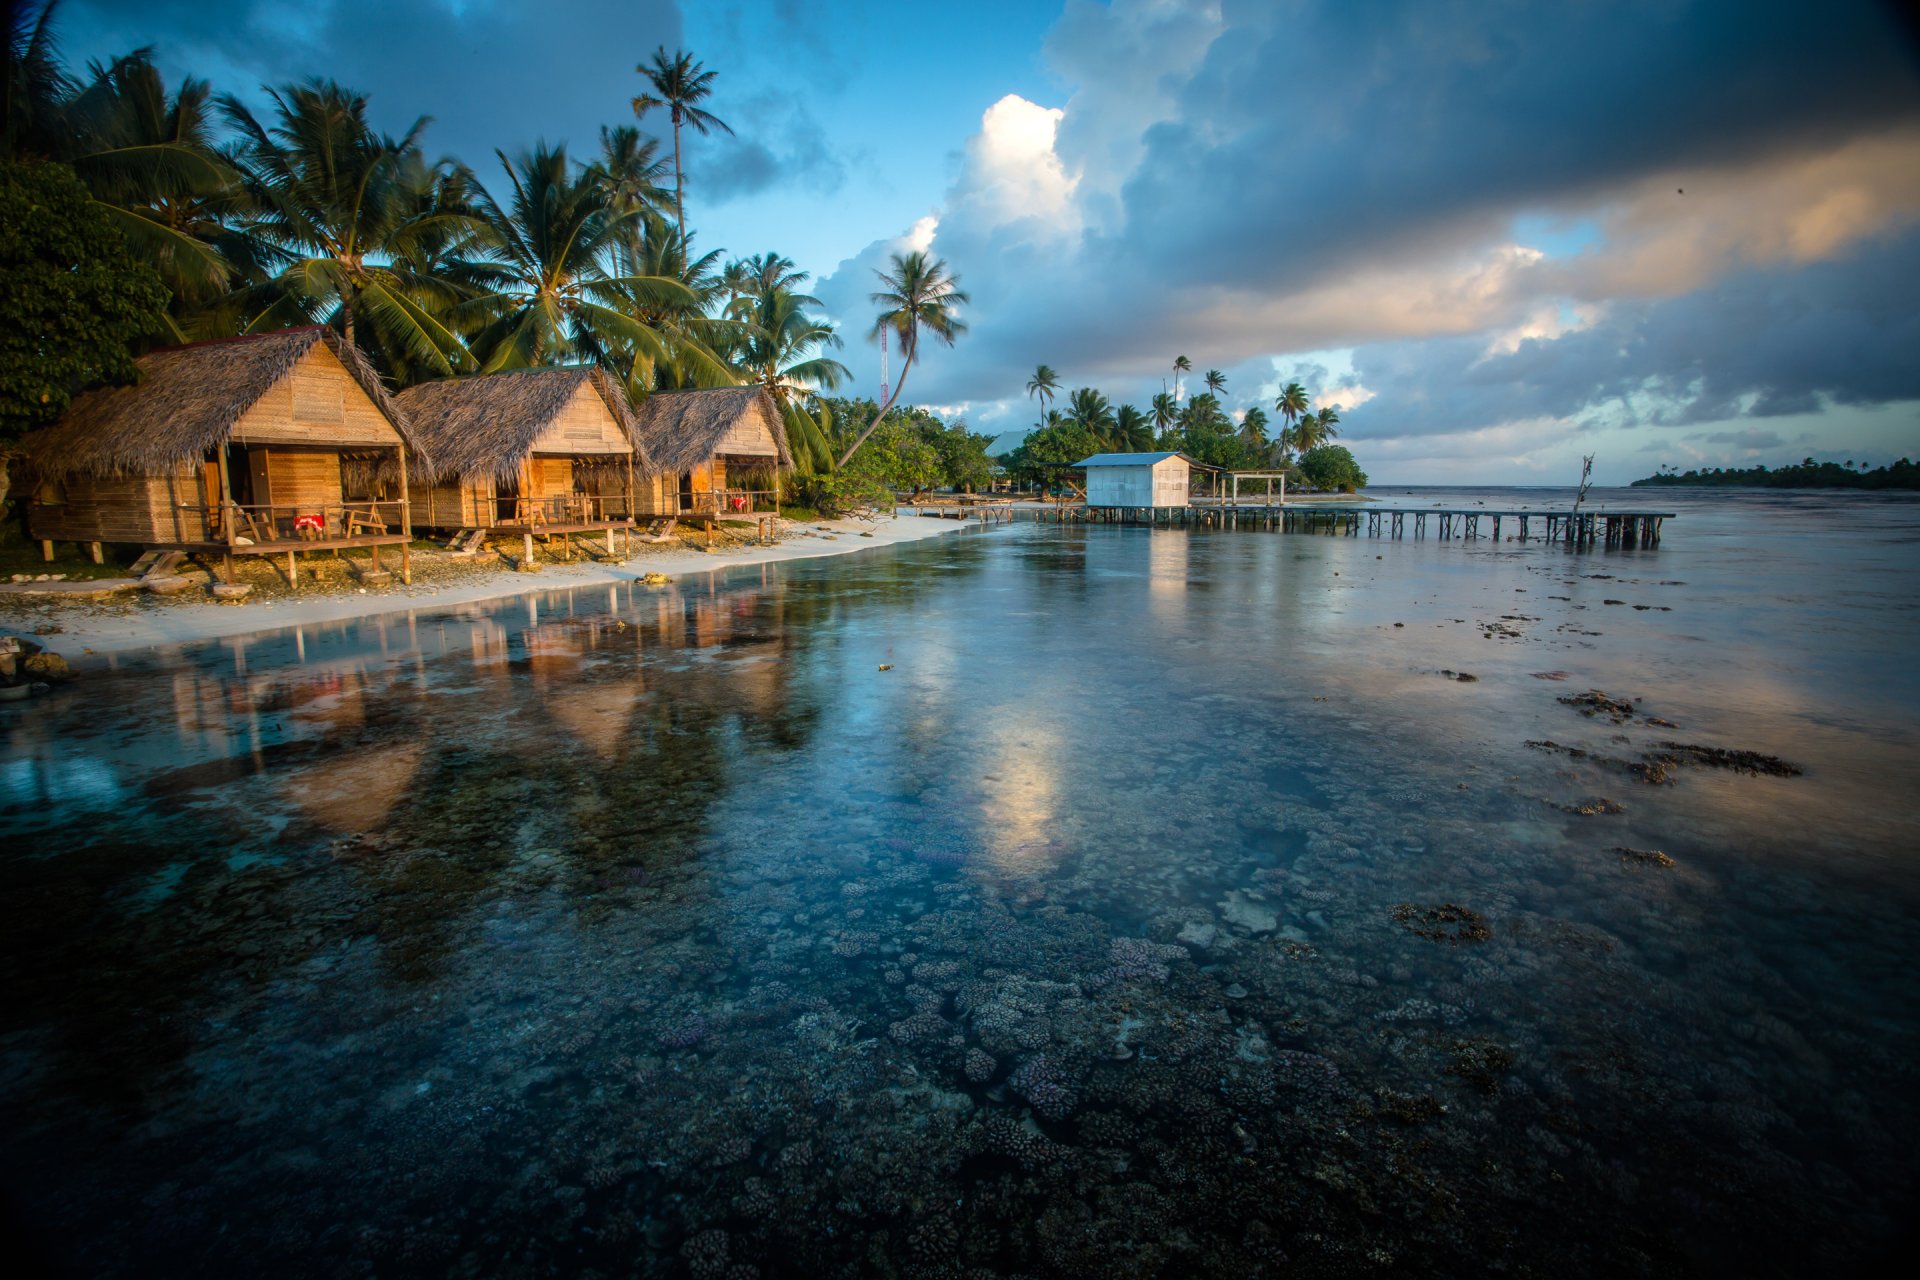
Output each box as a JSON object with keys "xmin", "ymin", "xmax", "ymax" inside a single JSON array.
[
  {"xmin": 977, "ymin": 716, "xmax": 1064, "ymax": 875},
  {"xmin": 1147, "ymin": 532, "xmax": 1189, "ymax": 625},
  {"xmin": 290, "ymin": 742, "xmax": 426, "ymax": 832}
]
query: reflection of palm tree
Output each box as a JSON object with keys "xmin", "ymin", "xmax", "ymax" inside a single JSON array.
[
  {"xmin": 631, "ymin": 47, "xmax": 732, "ymax": 269},
  {"xmin": 838, "ymin": 250, "xmax": 968, "ymax": 467}
]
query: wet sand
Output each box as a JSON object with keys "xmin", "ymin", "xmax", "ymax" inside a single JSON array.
[{"xmin": 0, "ymin": 514, "xmax": 965, "ymax": 657}]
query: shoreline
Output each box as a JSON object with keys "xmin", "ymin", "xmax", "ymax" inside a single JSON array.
[{"xmin": 1, "ymin": 515, "xmax": 969, "ymax": 659}]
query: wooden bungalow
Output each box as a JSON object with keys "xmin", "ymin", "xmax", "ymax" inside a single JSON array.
[
  {"xmin": 19, "ymin": 326, "xmax": 424, "ymax": 587},
  {"xmin": 396, "ymin": 366, "xmax": 650, "ymax": 561},
  {"xmin": 629, "ymin": 386, "xmax": 792, "ymax": 522}
]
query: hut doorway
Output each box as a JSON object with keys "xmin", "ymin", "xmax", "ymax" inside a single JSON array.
[{"xmin": 496, "ymin": 472, "xmax": 520, "ymax": 523}]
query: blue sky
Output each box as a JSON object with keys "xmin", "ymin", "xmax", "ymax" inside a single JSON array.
[{"xmin": 57, "ymin": 0, "xmax": 1920, "ymax": 483}]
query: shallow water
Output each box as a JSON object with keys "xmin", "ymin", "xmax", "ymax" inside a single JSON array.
[{"xmin": 3, "ymin": 489, "xmax": 1918, "ymax": 1276}]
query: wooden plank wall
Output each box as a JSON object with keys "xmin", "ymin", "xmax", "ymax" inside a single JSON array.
[
  {"xmin": 231, "ymin": 343, "xmax": 403, "ymax": 449},
  {"xmin": 528, "ymin": 384, "xmax": 631, "ymax": 455},
  {"xmin": 262, "ymin": 449, "xmax": 344, "ymax": 509},
  {"xmin": 715, "ymin": 404, "xmax": 780, "ymax": 457},
  {"xmin": 32, "ymin": 467, "xmax": 210, "ymax": 543}
]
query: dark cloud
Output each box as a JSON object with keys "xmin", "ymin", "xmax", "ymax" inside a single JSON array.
[
  {"xmin": 61, "ymin": 0, "xmax": 684, "ymax": 174},
  {"xmin": 692, "ymin": 90, "xmax": 850, "ymax": 203},
  {"xmin": 825, "ymin": 0, "xmax": 1920, "ymax": 417},
  {"xmin": 1340, "ymin": 228, "xmax": 1920, "ymax": 440},
  {"xmin": 1698, "ymin": 429, "xmax": 1788, "ymax": 450}
]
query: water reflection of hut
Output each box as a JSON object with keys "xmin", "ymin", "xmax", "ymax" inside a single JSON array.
[
  {"xmin": 396, "ymin": 366, "xmax": 651, "ymax": 559},
  {"xmin": 629, "ymin": 386, "xmax": 791, "ymax": 520},
  {"xmin": 19, "ymin": 327, "xmax": 424, "ymax": 584}
]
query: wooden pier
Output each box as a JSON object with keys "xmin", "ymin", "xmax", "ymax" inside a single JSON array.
[{"xmin": 1030, "ymin": 503, "xmax": 1674, "ymax": 547}]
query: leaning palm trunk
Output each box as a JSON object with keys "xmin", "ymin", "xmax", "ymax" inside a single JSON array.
[{"xmin": 835, "ymin": 350, "xmax": 913, "ymax": 469}]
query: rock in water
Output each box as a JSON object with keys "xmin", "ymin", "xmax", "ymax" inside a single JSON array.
[{"xmin": 23, "ymin": 652, "xmax": 72, "ymax": 683}]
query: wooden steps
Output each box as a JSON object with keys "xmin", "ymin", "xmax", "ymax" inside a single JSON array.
[{"xmin": 129, "ymin": 550, "xmax": 185, "ymax": 580}]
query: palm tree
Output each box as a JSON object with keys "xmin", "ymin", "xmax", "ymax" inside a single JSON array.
[
  {"xmin": 6, "ymin": 38, "xmax": 239, "ymax": 310},
  {"xmin": 1114, "ymin": 403, "xmax": 1150, "ymax": 451},
  {"xmin": 590, "ymin": 124, "xmax": 673, "ymax": 219},
  {"xmin": 458, "ymin": 142, "xmax": 700, "ymax": 376},
  {"xmin": 221, "ymin": 80, "xmax": 481, "ymax": 373},
  {"xmin": 1239, "ymin": 406, "xmax": 1269, "ymax": 449},
  {"xmin": 1274, "ymin": 380, "xmax": 1309, "ymax": 444},
  {"xmin": 1173, "ymin": 354, "xmax": 1192, "ymax": 400},
  {"xmin": 1026, "ymin": 364, "xmax": 1060, "ymax": 419},
  {"xmin": 1065, "ymin": 386, "xmax": 1115, "ymax": 446},
  {"xmin": 599, "ymin": 212, "xmax": 737, "ymax": 391},
  {"xmin": 631, "ymin": 47, "xmax": 732, "ymax": 267},
  {"xmin": 1205, "ymin": 368, "xmax": 1226, "ymax": 399},
  {"xmin": 1151, "ymin": 391, "xmax": 1178, "ymax": 442},
  {"xmin": 1314, "ymin": 406, "xmax": 1341, "ymax": 443},
  {"xmin": 837, "ymin": 250, "xmax": 967, "ymax": 467}
]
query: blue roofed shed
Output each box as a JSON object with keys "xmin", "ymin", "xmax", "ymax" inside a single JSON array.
[{"xmin": 1073, "ymin": 451, "xmax": 1197, "ymax": 507}]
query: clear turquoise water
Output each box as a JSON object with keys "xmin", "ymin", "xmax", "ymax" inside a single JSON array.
[{"xmin": 3, "ymin": 488, "xmax": 1917, "ymax": 1276}]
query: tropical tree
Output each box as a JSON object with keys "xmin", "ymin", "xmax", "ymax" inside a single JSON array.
[
  {"xmin": 1114, "ymin": 403, "xmax": 1150, "ymax": 451},
  {"xmin": 590, "ymin": 124, "xmax": 672, "ymax": 219},
  {"xmin": 1313, "ymin": 406, "xmax": 1341, "ymax": 445},
  {"xmin": 0, "ymin": 158, "xmax": 169, "ymax": 441},
  {"xmin": 1274, "ymin": 380, "xmax": 1310, "ymax": 449},
  {"xmin": 220, "ymin": 80, "xmax": 481, "ymax": 373},
  {"xmin": 631, "ymin": 46, "xmax": 732, "ymax": 266},
  {"xmin": 837, "ymin": 250, "xmax": 967, "ymax": 467},
  {"xmin": 1239, "ymin": 406, "xmax": 1269, "ymax": 451},
  {"xmin": 1204, "ymin": 368, "xmax": 1226, "ymax": 399},
  {"xmin": 458, "ymin": 142, "xmax": 702, "ymax": 377},
  {"xmin": 1150, "ymin": 391, "xmax": 1179, "ymax": 441},
  {"xmin": 1064, "ymin": 386, "xmax": 1115, "ymax": 446},
  {"xmin": 1026, "ymin": 363, "xmax": 1059, "ymax": 419},
  {"xmin": 1173, "ymin": 354, "xmax": 1191, "ymax": 399},
  {"xmin": 4, "ymin": 31, "xmax": 238, "ymax": 313}
]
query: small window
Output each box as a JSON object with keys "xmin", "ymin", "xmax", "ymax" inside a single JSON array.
[{"xmin": 292, "ymin": 375, "xmax": 344, "ymax": 423}]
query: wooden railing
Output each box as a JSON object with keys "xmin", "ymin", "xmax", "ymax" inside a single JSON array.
[
  {"xmin": 178, "ymin": 500, "xmax": 408, "ymax": 543},
  {"xmin": 505, "ymin": 493, "xmax": 636, "ymax": 527},
  {"xmin": 683, "ymin": 488, "xmax": 779, "ymax": 517}
]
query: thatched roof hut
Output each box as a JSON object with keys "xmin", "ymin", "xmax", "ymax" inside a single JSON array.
[
  {"xmin": 16, "ymin": 326, "xmax": 425, "ymax": 481},
  {"xmin": 395, "ymin": 365, "xmax": 649, "ymax": 484},
  {"xmin": 630, "ymin": 386, "xmax": 792, "ymax": 476}
]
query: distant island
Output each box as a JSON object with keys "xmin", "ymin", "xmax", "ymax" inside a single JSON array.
[{"xmin": 1631, "ymin": 458, "xmax": 1919, "ymax": 490}]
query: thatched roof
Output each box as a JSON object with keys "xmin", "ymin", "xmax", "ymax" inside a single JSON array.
[
  {"xmin": 631, "ymin": 385, "xmax": 792, "ymax": 474},
  {"xmin": 16, "ymin": 327, "xmax": 423, "ymax": 480},
  {"xmin": 395, "ymin": 366, "xmax": 649, "ymax": 484}
]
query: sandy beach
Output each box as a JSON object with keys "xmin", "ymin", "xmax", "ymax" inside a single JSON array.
[{"xmin": 0, "ymin": 513, "xmax": 969, "ymax": 658}]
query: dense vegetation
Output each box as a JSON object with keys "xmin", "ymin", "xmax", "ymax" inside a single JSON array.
[
  {"xmin": 1295, "ymin": 444, "xmax": 1368, "ymax": 493},
  {"xmin": 1003, "ymin": 359, "xmax": 1363, "ymax": 490},
  {"xmin": 0, "ymin": 2, "xmax": 970, "ymax": 496},
  {"xmin": 1631, "ymin": 459, "xmax": 1919, "ymax": 490},
  {"xmin": 0, "ymin": 160, "xmax": 170, "ymax": 440}
]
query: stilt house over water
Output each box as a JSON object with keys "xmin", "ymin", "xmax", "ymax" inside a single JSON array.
[
  {"xmin": 1075, "ymin": 452, "xmax": 1198, "ymax": 508},
  {"xmin": 629, "ymin": 386, "xmax": 792, "ymax": 519},
  {"xmin": 396, "ymin": 367, "xmax": 651, "ymax": 548},
  {"xmin": 19, "ymin": 326, "xmax": 425, "ymax": 582}
]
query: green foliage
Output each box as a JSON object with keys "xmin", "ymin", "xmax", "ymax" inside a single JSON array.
[
  {"xmin": 1631, "ymin": 458, "xmax": 1919, "ymax": 490},
  {"xmin": 1296, "ymin": 444, "xmax": 1368, "ymax": 492},
  {"xmin": 1006, "ymin": 420, "xmax": 1101, "ymax": 489},
  {"xmin": 0, "ymin": 160, "xmax": 169, "ymax": 441}
]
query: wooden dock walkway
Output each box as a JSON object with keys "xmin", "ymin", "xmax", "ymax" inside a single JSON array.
[{"xmin": 1031, "ymin": 503, "xmax": 1675, "ymax": 547}]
